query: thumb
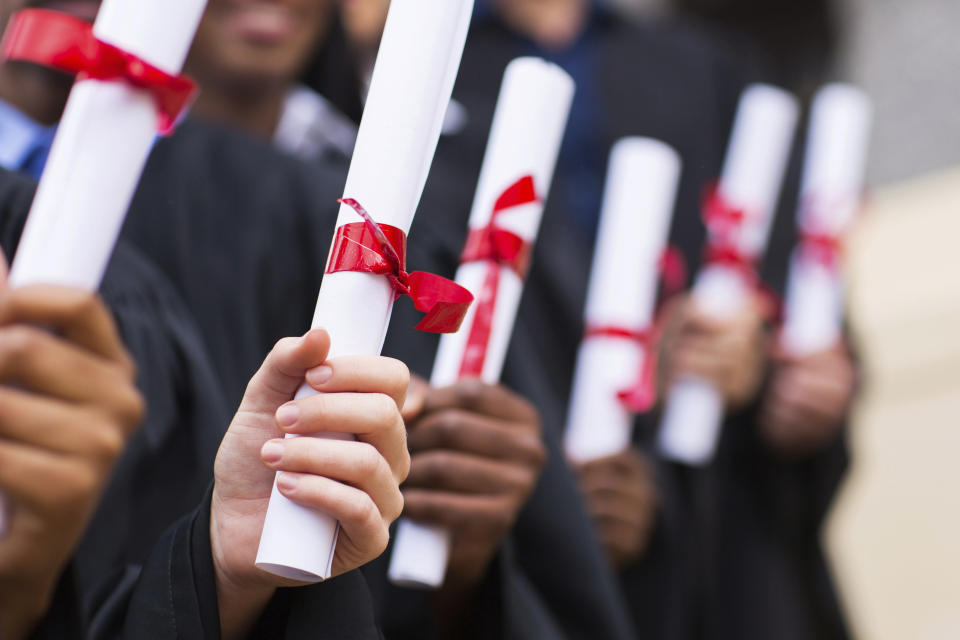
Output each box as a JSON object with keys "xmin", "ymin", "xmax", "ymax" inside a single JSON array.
[
  {"xmin": 401, "ymin": 374, "xmax": 429, "ymax": 422},
  {"xmin": 240, "ymin": 328, "xmax": 331, "ymax": 412}
]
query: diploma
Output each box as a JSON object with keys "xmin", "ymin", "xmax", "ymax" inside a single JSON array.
[
  {"xmin": 657, "ymin": 84, "xmax": 799, "ymax": 466},
  {"xmin": 781, "ymin": 84, "xmax": 872, "ymax": 356},
  {"xmin": 255, "ymin": 0, "xmax": 476, "ymax": 582},
  {"xmin": 387, "ymin": 57, "xmax": 575, "ymax": 590},
  {"xmin": 0, "ymin": 1, "xmax": 205, "ymax": 537},
  {"xmin": 563, "ymin": 138, "xmax": 681, "ymax": 463}
]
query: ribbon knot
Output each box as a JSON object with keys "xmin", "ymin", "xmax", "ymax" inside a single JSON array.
[
  {"xmin": 329, "ymin": 198, "xmax": 473, "ymax": 334},
  {"xmin": 584, "ymin": 325, "xmax": 659, "ymax": 414},
  {"xmin": 701, "ymin": 182, "xmax": 758, "ymax": 283},
  {"xmin": 457, "ymin": 176, "xmax": 539, "ymax": 378},
  {"xmin": 0, "ymin": 9, "xmax": 197, "ymax": 135},
  {"xmin": 798, "ymin": 230, "xmax": 843, "ymax": 269}
]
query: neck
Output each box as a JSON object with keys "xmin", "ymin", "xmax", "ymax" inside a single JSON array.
[
  {"xmin": 499, "ymin": 0, "xmax": 590, "ymax": 51},
  {"xmin": 0, "ymin": 62, "xmax": 73, "ymax": 126},
  {"xmin": 190, "ymin": 79, "xmax": 287, "ymax": 140}
]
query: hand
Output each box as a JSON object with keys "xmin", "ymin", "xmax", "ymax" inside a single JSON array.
[
  {"xmin": 0, "ymin": 280, "xmax": 144, "ymax": 640},
  {"xmin": 210, "ymin": 329, "xmax": 409, "ymax": 639},
  {"xmin": 759, "ymin": 342, "xmax": 856, "ymax": 458},
  {"xmin": 402, "ymin": 377, "xmax": 546, "ymax": 592},
  {"xmin": 574, "ymin": 449, "xmax": 659, "ymax": 570},
  {"xmin": 659, "ymin": 292, "xmax": 770, "ymax": 409}
]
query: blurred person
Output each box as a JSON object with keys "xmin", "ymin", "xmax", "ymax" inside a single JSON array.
[
  {"xmin": 382, "ymin": 0, "xmax": 854, "ymax": 638},
  {"xmin": 339, "ymin": 0, "xmax": 388, "ymax": 84},
  {"xmin": 673, "ymin": 0, "xmax": 841, "ymax": 98},
  {"xmin": 186, "ymin": 0, "xmax": 360, "ymax": 162}
]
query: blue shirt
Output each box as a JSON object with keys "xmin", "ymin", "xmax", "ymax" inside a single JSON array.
[
  {"xmin": 474, "ymin": 2, "xmax": 610, "ymax": 236},
  {"xmin": 0, "ymin": 99, "xmax": 55, "ymax": 180}
]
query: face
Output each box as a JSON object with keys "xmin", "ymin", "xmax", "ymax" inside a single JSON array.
[{"xmin": 188, "ymin": 0, "xmax": 334, "ymax": 91}]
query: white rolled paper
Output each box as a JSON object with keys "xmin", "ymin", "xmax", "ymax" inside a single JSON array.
[
  {"xmin": 0, "ymin": 0, "xmax": 207, "ymax": 537},
  {"xmin": 388, "ymin": 57, "xmax": 575, "ymax": 590},
  {"xmin": 781, "ymin": 84, "xmax": 872, "ymax": 356},
  {"xmin": 255, "ymin": 0, "xmax": 475, "ymax": 582},
  {"xmin": 563, "ymin": 138, "xmax": 681, "ymax": 463},
  {"xmin": 657, "ymin": 84, "xmax": 799, "ymax": 466}
]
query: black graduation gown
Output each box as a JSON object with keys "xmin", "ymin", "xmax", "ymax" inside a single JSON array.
[
  {"xmin": 380, "ymin": 11, "xmax": 849, "ymax": 640},
  {"xmin": 0, "ymin": 165, "xmax": 381, "ymax": 639}
]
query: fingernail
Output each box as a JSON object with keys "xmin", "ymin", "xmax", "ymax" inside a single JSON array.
[
  {"xmin": 262, "ymin": 440, "xmax": 284, "ymax": 464},
  {"xmin": 276, "ymin": 403, "xmax": 299, "ymax": 428},
  {"xmin": 277, "ymin": 473, "xmax": 299, "ymax": 492},
  {"xmin": 306, "ymin": 365, "xmax": 333, "ymax": 387}
]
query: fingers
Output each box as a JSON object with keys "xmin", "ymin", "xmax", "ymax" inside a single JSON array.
[
  {"xmin": 304, "ymin": 355, "xmax": 409, "ymax": 410},
  {"xmin": 0, "ymin": 286, "xmax": 131, "ymax": 369},
  {"xmin": 261, "ymin": 437, "xmax": 404, "ymax": 519},
  {"xmin": 422, "ymin": 379, "xmax": 540, "ymax": 424},
  {"xmin": 240, "ymin": 329, "xmax": 331, "ymax": 412},
  {"xmin": 274, "ymin": 392, "xmax": 408, "ymax": 481},
  {"xmin": 401, "ymin": 489, "xmax": 512, "ymax": 533},
  {"xmin": 275, "ymin": 472, "xmax": 391, "ymax": 557},
  {"xmin": 0, "ymin": 387, "xmax": 132, "ymax": 463},
  {"xmin": 404, "ymin": 450, "xmax": 535, "ymax": 496},
  {"xmin": 406, "ymin": 408, "xmax": 546, "ymax": 468},
  {"xmin": 0, "ymin": 439, "xmax": 98, "ymax": 517},
  {"xmin": 0, "ymin": 325, "xmax": 144, "ymax": 425}
]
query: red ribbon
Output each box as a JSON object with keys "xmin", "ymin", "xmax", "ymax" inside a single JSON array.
[
  {"xmin": 701, "ymin": 181, "xmax": 759, "ymax": 284},
  {"xmin": 584, "ymin": 325, "xmax": 659, "ymax": 413},
  {"xmin": 329, "ymin": 198, "xmax": 474, "ymax": 334},
  {"xmin": 457, "ymin": 176, "xmax": 539, "ymax": 377},
  {"xmin": 798, "ymin": 231, "xmax": 843, "ymax": 269},
  {"xmin": 0, "ymin": 9, "xmax": 197, "ymax": 135}
]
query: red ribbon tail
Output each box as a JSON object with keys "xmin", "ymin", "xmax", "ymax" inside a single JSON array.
[
  {"xmin": 406, "ymin": 271, "xmax": 474, "ymax": 334},
  {"xmin": 617, "ymin": 346, "xmax": 658, "ymax": 414}
]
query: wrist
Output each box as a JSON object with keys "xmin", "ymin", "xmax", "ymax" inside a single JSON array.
[{"xmin": 209, "ymin": 499, "xmax": 275, "ymax": 640}]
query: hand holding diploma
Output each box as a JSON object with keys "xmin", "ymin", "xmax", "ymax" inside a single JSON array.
[
  {"xmin": 0, "ymin": 254, "xmax": 144, "ymax": 639},
  {"xmin": 210, "ymin": 330, "xmax": 410, "ymax": 637},
  {"xmin": 388, "ymin": 57, "xmax": 574, "ymax": 589},
  {"xmin": 657, "ymin": 84, "xmax": 799, "ymax": 466},
  {"xmin": 760, "ymin": 84, "xmax": 871, "ymax": 457},
  {"xmin": 255, "ymin": 0, "xmax": 476, "ymax": 582},
  {"xmin": 0, "ymin": 0, "xmax": 207, "ymax": 538}
]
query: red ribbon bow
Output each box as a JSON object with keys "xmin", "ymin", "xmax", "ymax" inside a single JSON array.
[
  {"xmin": 584, "ymin": 325, "xmax": 659, "ymax": 414},
  {"xmin": 0, "ymin": 9, "xmax": 197, "ymax": 135},
  {"xmin": 701, "ymin": 182, "xmax": 758, "ymax": 283},
  {"xmin": 457, "ymin": 176, "xmax": 539, "ymax": 377},
  {"xmin": 329, "ymin": 198, "xmax": 474, "ymax": 334}
]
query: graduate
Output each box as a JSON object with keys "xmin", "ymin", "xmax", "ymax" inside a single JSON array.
[
  {"xmin": 0, "ymin": 165, "xmax": 412, "ymax": 639},
  {"xmin": 383, "ymin": 0, "xmax": 854, "ymax": 638}
]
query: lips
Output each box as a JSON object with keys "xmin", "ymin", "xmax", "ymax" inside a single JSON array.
[{"xmin": 221, "ymin": 3, "xmax": 299, "ymax": 46}]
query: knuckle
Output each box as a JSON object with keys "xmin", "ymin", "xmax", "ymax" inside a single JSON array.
[
  {"xmin": 371, "ymin": 393, "xmax": 399, "ymax": 426},
  {"xmin": 355, "ymin": 442, "xmax": 384, "ymax": 478},
  {"xmin": 0, "ymin": 325, "xmax": 39, "ymax": 360},
  {"xmin": 454, "ymin": 378, "xmax": 485, "ymax": 409}
]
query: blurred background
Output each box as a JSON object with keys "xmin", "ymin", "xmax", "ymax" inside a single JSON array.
[{"xmin": 613, "ymin": 0, "xmax": 960, "ymax": 637}]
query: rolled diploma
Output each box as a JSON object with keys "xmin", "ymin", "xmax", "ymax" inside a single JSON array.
[
  {"xmin": 563, "ymin": 138, "xmax": 681, "ymax": 464},
  {"xmin": 388, "ymin": 57, "xmax": 575, "ymax": 589},
  {"xmin": 0, "ymin": 0, "xmax": 206, "ymax": 537},
  {"xmin": 657, "ymin": 84, "xmax": 799, "ymax": 466},
  {"xmin": 781, "ymin": 84, "xmax": 872, "ymax": 356},
  {"xmin": 255, "ymin": 0, "xmax": 475, "ymax": 582}
]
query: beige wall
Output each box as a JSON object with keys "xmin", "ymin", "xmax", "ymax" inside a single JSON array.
[{"xmin": 827, "ymin": 166, "xmax": 960, "ymax": 639}]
